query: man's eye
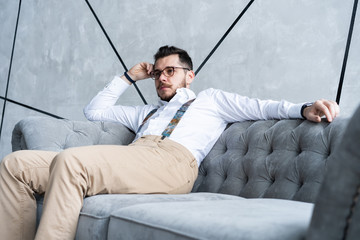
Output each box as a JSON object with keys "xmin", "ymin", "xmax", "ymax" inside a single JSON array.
[{"xmin": 165, "ymin": 69, "xmax": 173, "ymax": 75}]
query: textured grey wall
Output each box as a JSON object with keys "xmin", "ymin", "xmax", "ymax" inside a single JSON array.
[{"xmin": 1, "ymin": 0, "xmax": 359, "ymax": 159}]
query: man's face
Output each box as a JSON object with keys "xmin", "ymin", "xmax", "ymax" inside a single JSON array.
[{"xmin": 153, "ymin": 54, "xmax": 194, "ymax": 102}]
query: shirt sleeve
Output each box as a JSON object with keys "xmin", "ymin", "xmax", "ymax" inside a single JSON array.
[
  {"xmin": 204, "ymin": 88, "xmax": 304, "ymax": 122},
  {"xmin": 83, "ymin": 76, "xmax": 151, "ymax": 132}
]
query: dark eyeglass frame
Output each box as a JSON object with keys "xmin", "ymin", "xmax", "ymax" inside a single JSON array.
[{"xmin": 150, "ymin": 66, "xmax": 190, "ymax": 80}]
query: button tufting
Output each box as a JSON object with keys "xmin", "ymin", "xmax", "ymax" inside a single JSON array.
[{"xmin": 269, "ymin": 147, "xmax": 273, "ymax": 154}]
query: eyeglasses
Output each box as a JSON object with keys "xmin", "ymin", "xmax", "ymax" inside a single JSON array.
[{"xmin": 150, "ymin": 66, "xmax": 190, "ymax": 80}]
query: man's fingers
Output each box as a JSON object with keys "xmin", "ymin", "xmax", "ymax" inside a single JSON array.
[
  {"xmin": 308, "ymin": 111, "xmax": 322, "ymax": 123},
  {"xmin": 128, "ymin": 62, "xmax": 154, "ymax": 80},
  {"xmin": 310, "ymin": 100, "xmax": 340, "ymax": 122},
  {"xmin": 330, "ymin": 100, "xmax": 340, "ymax": 117},
  {"xmin": 146, "ymin": 63, "xmax": 154, "ymax": 75},
  {"xmin": 323, "ymin": 101, "xmax": 336, "ymax": 120},
  {"xmin": 322, "ymin": 100, "xmax": 340, "ymax": 121}
]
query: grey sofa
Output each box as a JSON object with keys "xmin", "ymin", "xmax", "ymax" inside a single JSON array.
[{"xmin": 10, "ymin": 105, "xmax": 360, "ymax": 240}]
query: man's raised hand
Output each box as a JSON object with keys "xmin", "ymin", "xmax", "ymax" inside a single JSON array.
[{"xmin": 126, "ymin": 62, "xmax": 154, "ymax": 81}]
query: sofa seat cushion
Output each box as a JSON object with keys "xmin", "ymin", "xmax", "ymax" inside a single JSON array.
[
  {"xmin": 75, "ymin": 192, "xmax": 241, "ymax": 240},
  {"xmin": 107, "ymin": 198, "xmax": 314, "ymax": 240}
]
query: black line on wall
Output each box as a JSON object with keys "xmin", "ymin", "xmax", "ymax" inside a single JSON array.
[
  {"xmin": 0, "ymin": 0, "xmax": 63, "ymax": 140},
  {"xmin": 336, "ymin": 0, "xmax": 358, "ymax": 104},
  {"xmin": 195, "ymin": 0, "xmax": 255, "ymax": 75},
  {"xmin": 84, "ymin": 0, "xmax": 148, "ymax": 105},
  {"xmin": 0, "ymin": 96, "xmax": 63, "ymax": 119},
  {"xmin": 0, "ymin": 0, "xmax": 22, "ymax": 139}
]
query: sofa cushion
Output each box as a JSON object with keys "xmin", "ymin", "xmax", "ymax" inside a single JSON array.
[
  {"xmin": 75, "ymin": 192, "xmax": 241, "ymax": 240},
  {"xmin": 107, "ymin": 198, "xmax": 313, "ymax": 240}
]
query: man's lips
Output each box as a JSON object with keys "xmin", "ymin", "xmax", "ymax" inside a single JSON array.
[{"xmin": 158, "ymin": 85, "xmax": 171, "ymax": 90}]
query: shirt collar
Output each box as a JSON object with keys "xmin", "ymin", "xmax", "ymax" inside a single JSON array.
[{"xmin": 157, "ymin": 88, "xmax": 196, "ymax": 106}]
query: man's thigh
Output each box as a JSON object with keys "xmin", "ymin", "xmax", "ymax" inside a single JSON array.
[{"xmin": 54, "ymin": 140, "xmax": 197, "ymax": 195}]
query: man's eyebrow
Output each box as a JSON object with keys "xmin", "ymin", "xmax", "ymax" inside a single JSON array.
[{"xmin": 153, "ymin": 66, "xmax": 172, "ymax": 71}]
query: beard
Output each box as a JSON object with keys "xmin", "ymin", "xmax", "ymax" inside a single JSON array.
[{"xmin": 157, "ymin": 77, "xmax": 187, "ymax": 102}]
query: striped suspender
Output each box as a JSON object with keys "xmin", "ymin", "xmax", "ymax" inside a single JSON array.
[
  {"xmin": 161, "ymin": 99, "xmax": 195, "ymax": 139},
  {"xmin": 136, "ymin": 108, "xmax": 157, "ymax": 134},
  {"xmin": 136, "ymin": 99, "xmax": 195, "ymax": 139}
]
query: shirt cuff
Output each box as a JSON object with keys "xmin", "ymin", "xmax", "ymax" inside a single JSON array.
[
  {"xmin": 288, "ymin": 103, "xmax": 306, "ymax": 119},
  {"xmin": 104, "ymin": 75, "xmax": 131, "ymax": 94}
]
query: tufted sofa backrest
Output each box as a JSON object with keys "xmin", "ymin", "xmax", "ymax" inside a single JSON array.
[
  {"xmin": 11, "ymin": 116, "xmax": 135, "ymax": 152},
  {"xmin": 192, "ymin": 118, "xmax": 348, "ymax": 203}
]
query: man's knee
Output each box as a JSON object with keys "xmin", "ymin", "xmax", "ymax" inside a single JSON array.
[
  {"xmin": 49, "ymin": 148, "xmax": 84, "ymax": 173},
  {"xmin": 1, "ymin": 150, "xmax": 55, "ymax": 184},
  {"xmin": 1, "ymin": 151, "xmax": 29, "ymax": 176}
]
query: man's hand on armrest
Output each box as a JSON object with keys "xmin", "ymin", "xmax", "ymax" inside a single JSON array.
[{"xmin": 303, "ymin": 99, "xmax": 340, "ymax": 123}]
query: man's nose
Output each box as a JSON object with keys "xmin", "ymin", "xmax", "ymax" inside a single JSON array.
[{"xmin": 158, "ymin": 72, "xmax": 168, "ymax": 82}]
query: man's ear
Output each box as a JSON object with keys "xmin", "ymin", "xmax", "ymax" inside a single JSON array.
[{"xmin": 186, "ymin": 70, "xmax": 195, "ymax": 88}]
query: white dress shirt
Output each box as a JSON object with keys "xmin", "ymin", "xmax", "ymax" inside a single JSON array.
[{"xmin": 84, "ymin": 76, "xmax": 304, "ymax": 166}]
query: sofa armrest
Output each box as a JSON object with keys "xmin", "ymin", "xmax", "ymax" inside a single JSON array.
[
  {"xmin": 11, "ymin": 116, "xmax": 135, "ymax": 152},
  {"xmin": 306, "ymin": 105, "xmax": 360, "ymax": 240}
]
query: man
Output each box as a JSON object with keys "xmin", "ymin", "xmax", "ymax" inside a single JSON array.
[{"xmin": 0, "ymin": 46, "xmax": 339, "ymax": 239}]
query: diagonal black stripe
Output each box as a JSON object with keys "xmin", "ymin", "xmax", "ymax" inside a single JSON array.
[
  {"xmin": 0, "ymin": 96, "xmax": 63, "ymax": 119},
  {"xmin": 84, "ymin": 0, "xmax": 148, "ymax": 105},
  {"xmin": 0, "ymin": 0, "xmax": 22, "ymax": 139},
  {"xmin": 195, "ymin": 0, "xmax": 255, "ymax": 75},
  {"xmin": 336, "ymin": 0, "xmax": 358, "ymax": 104},
  {"xmin": 84, "ymin": 0, "xmax": 127, "ymax": 71}
]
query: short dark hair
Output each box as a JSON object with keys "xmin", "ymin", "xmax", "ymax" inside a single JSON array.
[{"xmin": 154, "ymin": 45, "xmax": 193, "ymax": 70}]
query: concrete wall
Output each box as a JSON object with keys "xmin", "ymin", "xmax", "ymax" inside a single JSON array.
[{"xmin": 1, "ymin": 0, "xmax": 359, "ymax": 159}]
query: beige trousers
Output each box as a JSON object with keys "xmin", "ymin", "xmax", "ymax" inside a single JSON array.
[{"xmin": 0, "ymin": 135, "xmax": 198, "ymax": 240}]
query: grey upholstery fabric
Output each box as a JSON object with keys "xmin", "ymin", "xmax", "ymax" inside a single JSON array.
[
  {"xmin": 193, "ymin": 118, "xmax": 347, "ymax": 203},
  {"xmin": 108, "ymin": 199, "xmax": 314, "ymax": 240},
  {"xmin": 11, "ymin": 116, "xmax": 135, "ymax": 152},
  {"xmin": 76, "ymin": 193, "xmax": 240, "ymax": 240},
  {"xmin": 307, "ymin": 105, "xmax": 360, "ymax": 240}
]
